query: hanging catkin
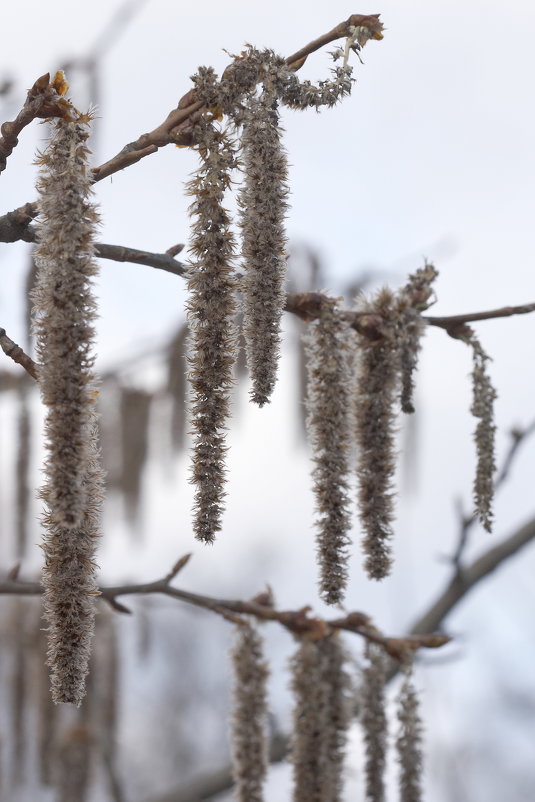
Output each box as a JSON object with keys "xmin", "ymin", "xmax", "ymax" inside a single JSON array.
[
  {"xmin": 290, "ymin": 633, "xmax": 351, "ymax": 802},
  {"xmin": 354, "ymin": 288, "xmax": 399, "ymax": 580},
  {"xmin": 32, "ymin": 115, "xmax": 102, "ymax": 704},
  {"xmin": 186, "ymin": 113, "xmax": 238, "ymax": 543},
  {"xmin": 360, "ymin": 642, "xmax": 388, "ymax": 802},
  {"xmin": 396, "ymin": 660, "xmax": 424, "ymax": 802},
  {"xmin": 33, "ymin": 116, "xmax": 100, "ymax": 530},
  {"xmin": 238, "ymin": 86, "xmax": 289, "ymax": 406},
  {"xmin": 230, "ymin": 623, "xmax": 269, "ymax": 802},
  {"xmin": 304, "ymin": 301, "xmax": 353, "ymax": 604},
  {"xmin": 467, "ymin": 330, "xmax": 496, "ymax": 531},
  {"xmin": 395, "ymin": 264, "xmax": 438, "ymax": 415}
]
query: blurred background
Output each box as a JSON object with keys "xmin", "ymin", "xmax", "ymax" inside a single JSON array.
[{"xmin": 1, "ymin": 1, "xmax": 535, "ymax": 799}]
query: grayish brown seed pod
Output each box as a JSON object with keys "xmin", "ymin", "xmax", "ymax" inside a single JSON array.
[
  {"xmin": 186, "ymin": 113, "xmax": 238, "ymax": 543},
  {"xmin": 230, "ymin": 623, "xmax": 269, "ymax": 802},
  {"xmin": 360, "ymin": 642, "xmax": 388, "ymax": 802},
  {"xmin": 354, "ymin": 288, "xmax": 399, "ymax": 580},
  {"xmin": 32, "ymin": 117, "xmax": 100, "ymax": 530},
  {"xmin": 290, "ymin": 633, "xmax": 351, "ymax": 802},
  {"xmin": 304, "ymin": 301, "xmax": 353, "ymax": 604},
  {"xmin": 396, "ymin": 661, "xmax": 424, "ymax": 802},
  {"xmin": 41, "ymin": 433, "xmax": 104, "ymax": 706},
  {"xmin": 238, "ymin": 85, "xmax": 289, "ymax": 406}
]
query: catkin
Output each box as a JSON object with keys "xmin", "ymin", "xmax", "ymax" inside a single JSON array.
[
  {"xmin": 361, "ymin": 643, "xmax": 388, "ymax": 802},
  {"xmin": 32, "ymin": 117, "xmax": 100, "ymax": 530},
  {"xmin": 230, "ymin": 623, "xmax": 269, "ymax": 802},
  {"xmin": 396, "ymin": 661, "xmax": 424, "ymax": 802},
  {"xmin": 32, "ymin": 116, "xmax": 102, "ymax": 704},
  {"xmin": 354, "ymin": 288, "xmax": 399, "ymax": 580},
  {"xmin": 468, "ymin": 332, "xmax": 496, "ymax": 531},
  {"xmin": 41, "ymin": 435, "xmax": 103, "ymax": 705},
  {"xmin": 186, "ymin": 114, "xmax": 238, "ymax": 542},
  {"xmin": 290, "ymin": 634, "xmax": 351, "ymax": 802},
  {"xmin": 395, "ymin": 264, "xmax": 438, "ymax": 414},
  {"xmin": 238, "ymin": 86, "xmax": 289, "ymax": 405},
  {"xmin": 304, "ymin": 302, "xmax": 353, "ymax": 604}
]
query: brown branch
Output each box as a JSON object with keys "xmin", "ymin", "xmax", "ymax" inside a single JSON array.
[
  {"xmin": 285, "ymin": 13, "xmax": 384, "ymax": 67},
  {"xmin": 0, "ymin": 73, "xmax": 77, "ymax": 175},
  {"xmin": 94, "ymin": 242, "xmax": 187, "ymax": 276},
  {"xmin": 0, "ymin": 328, "xmax": 38, "ymax": 380},
  {"xmin": 140, "ymin": 513, "xmax": 535, "ymax": 802},
  {"xmin": 91, "ymin": 14, "xmax": 383, "ymax": 182},
  {"xmin": 425, "ymin": 302, "xmax": 535, "ymax": 335},
  {"xmin": 408, "ymin": 514, "xmax": 535, "ymax": 637}
]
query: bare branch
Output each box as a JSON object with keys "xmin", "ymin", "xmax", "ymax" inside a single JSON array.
[
  {"xmin": 0, "ymin": 73, "xmax": 76, "ymax": 175},
  {"xmin": 409, "ymin": 514, "xmax": 535, "ymax": 638},
  {"xmin": 0, "ymin": 328, "xmax": 38, "ymax": 380}
]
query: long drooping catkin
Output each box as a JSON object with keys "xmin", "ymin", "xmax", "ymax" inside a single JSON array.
[
  {"xmin": 396, "ymin": 661, "xmax": 424, "ymax": 802},
  {"xmin": 304, "ymin": 302, "xmax": 353, "ymax": 604},
  {"xmin": 41, "ymin": 435, "xmax": 103, "ymax": 705},
  {"xmin": 290, "ymin": 634, "xmax": 351, "ymax": 802},
  {"xmin": 361, "ymin": 643, "xmax": 388, "ymax": 802},
  {"xmin": 32, "ymin": 116, "xmax": 102, "ymax": 704},
  {"xmin": 33, "ymin": 117, "xmax": 100, "ymax": 530},
  {"xmin": 230, "ymin": 623, "xmax": 269, "ymax": 802},
  {"xmin": 238, "ymin": 87, "xmax": 289, "ymax": 406},
  {"xmin": 354, "ymin": 288, "xmax": 399, "ymax": 580},
  {"xmin": 186, "ymin": 115, "xmax": 238, "ymax": 542}
]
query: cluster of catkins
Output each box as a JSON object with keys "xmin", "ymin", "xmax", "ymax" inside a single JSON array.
[
  {"xmin": 185, "ymin": 39, "xmax": 361, "ymax": 543},
  {"xmin": 229, "ymin": 622, "xmax": 424, "ymax": 802},
  {"xmin": 185, "ymin": 43, "xmax": 497, "ymax": 594},
  {"xmin": 305, "ymin": 264, "xmax": 497, "ymax": 600}
]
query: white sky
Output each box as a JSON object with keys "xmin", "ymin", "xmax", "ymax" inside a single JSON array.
[{"xmin": 1, "ymin": 2, "xmax": 535, "ymax": 800}]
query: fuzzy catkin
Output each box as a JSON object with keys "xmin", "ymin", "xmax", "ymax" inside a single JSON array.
[
  {"xmin": 395, "ymin": 265, "xmax": 438, "ymax": 414},
  {"xmin": 32, "ymin": 117, "xmax": 100, "ymax": 530},
  {"xmin": 32, "ymin": 116, "xmax": 102, "ymax": 705},
  {"xmin": 396, "ymin": 662, "xmax": 424, "ymax": 802},
  {"xmin": 42, "ymin": 434, "xmax": 103, "ymax": 705},
  {"xmin": 238, "ymin": 87, "xmax": 289, "ymax": 405},
  {"xmin": 361, "ymin": 643, "xmax": 388, "ymax": 802},
  {"xmin": 290, "ymin": 634, "xmax": 351, "ymax": 802},
  {"xmin": 468, "ymin": 332, "xmax": 497, "ymax": 531},
  {"xmin": 355, "ymin": 288, "xmax": 399, "ymax": 580},
  {"xmin": 304, "ymin": 303, "xmax": 353, "ymax": 604},
  {"xmin": 230, "ymin": 624, "xmax": 269, "ymax": 802},
  {"xmin": 186, "ymin": 115, "xmax": 238, "ymax": 542}
]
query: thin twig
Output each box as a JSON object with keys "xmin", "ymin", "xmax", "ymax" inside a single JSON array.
[
  {"xmin": 0, "ymin": 73, "xmax": 74, "ymax": 175},
  {"xmin": 0, "ymin": 328, "xmax": 38, "ymax": 380}
]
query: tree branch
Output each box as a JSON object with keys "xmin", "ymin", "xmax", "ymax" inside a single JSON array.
[
  {"xmin": 0, "ymin": 328, "xmax": 38, "ymax": 380},
  {"xmin": 91, "ymin": 13, "xmax": 384, "ymax": 182},
  {"xmin": 0, "ymin": 73, "xmax": 75, "ymax": 175},
  {"xmin": 140, "ymin": 513, "xmax": 535, "ymax": 802}
]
